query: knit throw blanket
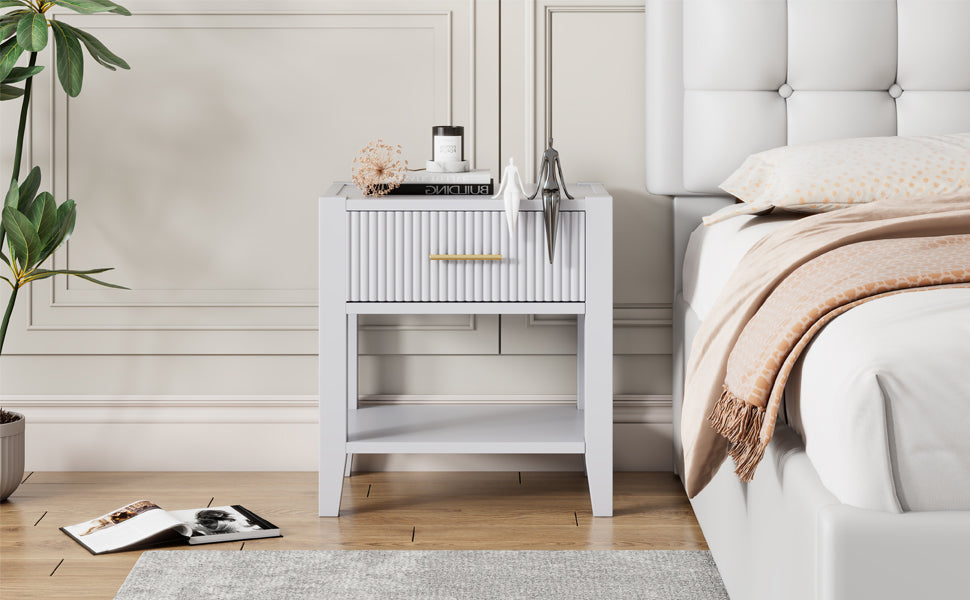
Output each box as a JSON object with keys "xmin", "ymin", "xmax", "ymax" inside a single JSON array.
[
  {"xmin": 712, "ymin": 235, "xmax": 970, "ymax": 482},
  {"xmin": 682, "ymin": 195, "xmax": 970, "ymax": 498}
]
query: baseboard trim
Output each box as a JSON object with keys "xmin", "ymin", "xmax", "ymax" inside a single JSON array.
[
  {"xmin": 6, "ymin": 395, "xmax": 674, "ymax": 471},
  {"xmin": 0, "ymin": 394, "xmax": 672, "ymax": 424}
]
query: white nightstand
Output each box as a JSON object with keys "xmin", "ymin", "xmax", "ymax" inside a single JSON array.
[{"xmin": 318, "ymin": 183, "xmax": 613, "ymax": 516}]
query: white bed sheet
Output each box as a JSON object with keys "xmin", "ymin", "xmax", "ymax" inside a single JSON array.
[
  {"xmin": 682, "ymin": 213, "xmax": 799, "ymax": 320},
  {"xmin": 683, "ymin": 217, "xmax": 970, "ymax": 512}
]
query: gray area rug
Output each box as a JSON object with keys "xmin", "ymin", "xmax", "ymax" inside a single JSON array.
[{"xmin": 114, "ymin": 550, "xmax": 728, "ymax": 600}]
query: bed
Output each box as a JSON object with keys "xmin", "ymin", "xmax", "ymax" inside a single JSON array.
[{"xmin": 646, "ymin": 1, "xmax": 970, "ymax": 599}]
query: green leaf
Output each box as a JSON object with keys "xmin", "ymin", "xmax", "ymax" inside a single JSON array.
[
  {"xmin": 46, "ymin": 269, "xmax": 125, "ymax": 290},
  {"xmin": 0, "ymin": 14, "xmax": 27, "ymax": 43},
  {"xmin": 3, "ymin": 64, "xmax": 43, "ymax": 83},
  {"xmin": 4, "ymin": 178, "xmax": 18, "ymax": 209},
  {"xmin": 17, "ymin": 166, "xmax": 40, "ymax": 211},
  {"xmin": 28, "ymin": 267, "xmax": 114, "ymax": 279},
  {"xmin": 51, "ymin": 0, "xmax": 115, "ymax": 14},
  {"xmin": 0, "ymin": 10, "xmax": 29, "ymax": 24},
  {"xmin": 0, "ymin": 82, "xmax": 22, "ymax": 100},
  {"xmin": 0, "ymin": 20, "xmax": 16, "ymax": 43},
  {"xmin": 50, "ymin": 20, "xmax": 82, "ymax": 97},
  {"xmin": 40, "ymin": 198, "xmax": 75, "ymax": 258},
  {"xmin": 68, "ymin": 272, "xmax": 127, "ymax": 289},
  {"xmin": 2, "ymin": 206, "xmax": 41, "ymax": 269},
  {"xmin": 29, "ymin": 192, "xmax": 57, "ymax": 246},
  {"xmin": 0, "ymin": 13, "xmax": 29, "ymax": 43},
  {"xmin": 0, "ymin": 36, "xmax": 24, "ymax": 82},
  {"xmin": 32, "ymin": 266, "xmax": 111, "ymax": 276},
  {"xmin": 0, "ymin": 2, "xmax": 30, "ymax": 9},
  {"xmin": 24, "ymin": 266, "xmax": 127, "ymax": 289},
  {"xmin": 88, "ymin": 0, "xmax": 131, "ymax": 16},
  {"xmin": 0, "ymin": 9, "xmax": 30, "ymax": 22},
  {"xmin": 61, "ymin": 23, "xmax": 128, "ymax": 71},
  {"xmin": 15, "ymin": 12, "xmax": 46, "ymax": 52}
]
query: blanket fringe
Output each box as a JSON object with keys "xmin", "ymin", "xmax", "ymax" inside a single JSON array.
[{"xmin": 708, "ymin": 387, "xmax": 767, "ymax": 482}]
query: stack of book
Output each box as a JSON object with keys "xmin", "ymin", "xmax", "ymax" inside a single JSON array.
[{"xmin": 389, "ymin": 169, "xmax": 493, "ymax": 196}]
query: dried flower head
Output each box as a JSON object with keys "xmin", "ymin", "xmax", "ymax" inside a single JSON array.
[{"xmin": 352, "ymin": 139, "xmax": 408, "ymax": 197}]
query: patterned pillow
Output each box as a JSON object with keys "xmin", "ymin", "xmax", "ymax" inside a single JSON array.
[{"xmin": 704, "ymin": 132, "xmax": 970, "ymax": 225}]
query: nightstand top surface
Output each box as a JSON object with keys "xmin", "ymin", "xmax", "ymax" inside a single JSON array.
[{"xmin": 322, "ymin": 182, "xmax": 610, "ymax": 211}]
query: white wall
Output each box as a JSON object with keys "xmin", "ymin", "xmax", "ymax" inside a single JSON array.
[{"xmin": 0, "ymin": 0, "xmax": 672, "ymax": 471}]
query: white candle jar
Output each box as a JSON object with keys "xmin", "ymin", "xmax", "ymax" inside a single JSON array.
[{"xmin": 432, "ymin": 126, "xmax": 464, "ymax": 163}]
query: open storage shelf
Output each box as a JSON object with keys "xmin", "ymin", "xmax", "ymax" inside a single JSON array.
[{"xmin": 347, "ymin": 404, "xmax": 586, "ymax": 454}]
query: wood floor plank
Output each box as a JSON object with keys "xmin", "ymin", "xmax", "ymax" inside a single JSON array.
[{"xmin": 0, "ymin": 471, "xmax": 707, "ymax": 599}]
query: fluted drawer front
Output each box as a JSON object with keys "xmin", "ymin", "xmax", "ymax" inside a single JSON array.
[{"xmin": 348, "ymin": 210, "xmax": 585, "ymax": 302}]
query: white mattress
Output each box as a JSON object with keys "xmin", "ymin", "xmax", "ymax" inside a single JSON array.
[
  {"xmin": 683, "ymin": 216, "xmax": 970, "ymax": 512},
  {"xmin": 682, "ymin": 213, "xmax": 799, "ymax": 320}
]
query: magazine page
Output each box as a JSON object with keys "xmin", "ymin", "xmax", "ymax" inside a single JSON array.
[
  {"xmin": 167, "ymin": 505, "xmax": 277, "ymax": 543},
  {"xmin": 61, "ymin": 500, "xmax": 191, "ymax": 554}
]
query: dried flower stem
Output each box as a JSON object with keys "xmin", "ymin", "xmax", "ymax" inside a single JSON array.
[{"xmin": 352, "ymin": 139, "xmax": 408, "ymax": 197}]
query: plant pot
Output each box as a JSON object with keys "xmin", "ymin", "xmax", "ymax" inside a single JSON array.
[{"xmin": 0, "ymin": 412, "xmax": 25, "ymax": 501}]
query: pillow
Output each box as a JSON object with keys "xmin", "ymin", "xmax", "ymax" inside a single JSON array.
[{"xmin": 704, "ymin": 132, "xmax": 970, "ymax": 225}]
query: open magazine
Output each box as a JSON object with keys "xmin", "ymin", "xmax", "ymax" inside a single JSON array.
[{"xmin": 60, "ymin": 500, "xmax": 281, "ymax": 555}]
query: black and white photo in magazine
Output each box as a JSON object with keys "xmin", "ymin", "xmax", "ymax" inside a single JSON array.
[{"xmin": 183, "ymin": 507, "xmax": 266, "ymax": 537}]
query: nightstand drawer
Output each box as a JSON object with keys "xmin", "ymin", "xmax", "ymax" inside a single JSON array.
[{"xmin": 347, "ymin": 210, "xmax": 585, "ymax": 302}]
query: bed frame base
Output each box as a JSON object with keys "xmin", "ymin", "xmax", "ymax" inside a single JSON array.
[
  {"xmin": 694, "ymin": 423, "xmax": 970, "ymax": 600},
  {"xmin": 675, "ymin": 197, "xmax": 970, "ymax": 600}
]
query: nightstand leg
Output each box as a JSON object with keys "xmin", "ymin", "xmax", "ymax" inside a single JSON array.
[
  {"xmin": 319, "ymin": 195, "xmax": 348, "ymax": 516},
  {"xmin": 318, "ymin": 311, "xmax": 348, "ymax": 517},
  {"xmin": 578, "ymin": 314, "xmax": 588, "ymax": 477},
  {"xmin": 583, "ymin": 191, "xmax": 613, "ymax": 517},
  {"xmin": 345, "ymin": 314, "xmax": 358, "ymax": 477},
  {"xmin": 577, "ymin": 315, "xmax": 586, "ymax": 411},
  {"xmin": 347, "ymin": 314, "xmax": 359, "ymax": 412},
  {"xmin": 583, "ymin": 310, "xmax": 613, "ymax": 517}
]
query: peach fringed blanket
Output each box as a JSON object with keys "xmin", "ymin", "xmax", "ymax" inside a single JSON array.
[{"xmin": 682, "ymin": 195, "xmax": 970, "ymax": 498}]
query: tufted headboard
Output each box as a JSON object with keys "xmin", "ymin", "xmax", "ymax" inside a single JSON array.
[
  {"xmin": 651, "ymin": 0, "xmax": 970, "ymax": 478},
  {"xmin": 645, "ymin": 0, "xmax": 970, "ymax": 196}
]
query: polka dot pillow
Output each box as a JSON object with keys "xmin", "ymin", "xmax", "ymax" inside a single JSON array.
[{"xmin": 704, "ymin": 133, "xmax": 970, "ymax": 225}]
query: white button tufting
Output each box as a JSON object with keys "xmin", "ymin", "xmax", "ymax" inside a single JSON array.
[{"xmin": 649, "ymin": 0, "xmax": 970, "ymax": 196}]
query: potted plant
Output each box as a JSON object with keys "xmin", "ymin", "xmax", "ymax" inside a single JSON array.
[
  {"xmin": 0, "ymin": 408, "xmax": 25, "ymax": 500},
  {"xmin": 0, "ymin": 0, "xmax": 131, "ymax": 501}
]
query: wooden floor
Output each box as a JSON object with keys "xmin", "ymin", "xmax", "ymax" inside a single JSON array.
[{"xmin": 0, "ymin": 471, "xmax": 706, "ymax": 599}]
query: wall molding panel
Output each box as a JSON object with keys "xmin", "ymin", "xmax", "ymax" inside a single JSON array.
[
  {"xmin": 358, "ymin": 315, "xmax": 500, "ymax": 355},
  {"xmin": 500, "ymin": 0, "xmax": 665, "ymax": 359},
  {"xmin": 8, "ymin": 1, "xmax": 480, "ymax": 355},
  {"xmin": 0, "ymin": 1, "xmax": 670, "ymax": 472},
  {"xmin": 531, "ymin": 1, "xmax": 647, "ymax": 174}
]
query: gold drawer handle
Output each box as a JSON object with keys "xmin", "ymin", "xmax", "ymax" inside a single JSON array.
[{"xmin": 429, "ymin": 254, "xmax": 503, "ymax": 261}]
